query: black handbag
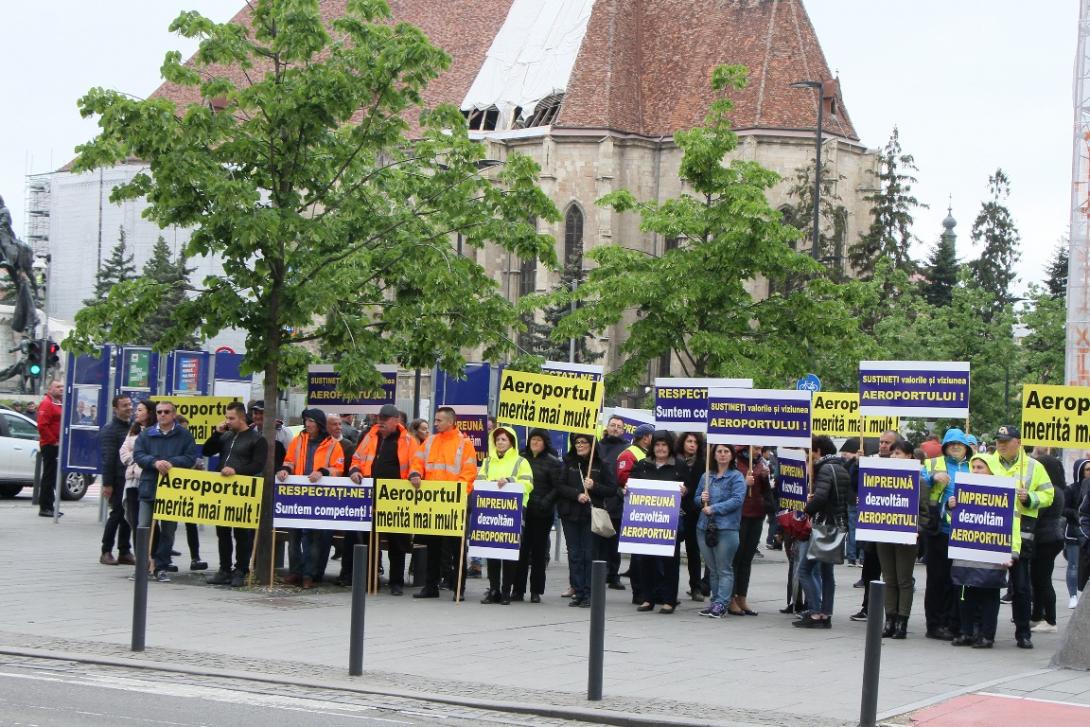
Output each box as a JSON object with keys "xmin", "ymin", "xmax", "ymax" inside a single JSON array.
[{"xmin": 704, "ymin": 520, "xmax": 719, "ymax": 548}]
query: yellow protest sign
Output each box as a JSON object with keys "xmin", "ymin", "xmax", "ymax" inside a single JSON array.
[
  {"xmin": 1021, "ymin": 383, "xmax": 1090, "ymax": 447},
  {"xmin": 374, "ymin": 479, "xmax": 466, "ymax": 536},
  {"xmin": 153, "ymin": 467, "xmax": 262, "ymax": 528},
  {"xmin": 812, "ymin": 392, "xmax": 898, "ymax": 438},
  {"xmin": 497, "ymin": 369, "xmax": 603, "ymax": 435},
  {"xmin": 164, "ymin": 396, "xmax": 240, "ymax": 443}
]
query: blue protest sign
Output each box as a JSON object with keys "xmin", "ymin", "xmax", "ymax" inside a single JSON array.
[
  {"xmin": 855, "ymin": 457, "xmax": 921, "ymax": 545},
  {"xmin": 859, "ymin": 360, "xmax": 970, "ymax": 419},
  {"xmin": 776, "ymin": 449, "xmax": 809, "ymax": 511},
  {"xmin": 654, "ymin": 377, "xmax": 752, "ymax": 433},
  {"xmin": 948, "ymin": 472, "xmax": 1017, "ymax": 564},
  {"xmin": 467, "ymin": 481, "xmax": 524, "ymax": 560},
  {"xmin": 618, "ymin": 479, "xmax": 681, "ymax": 556},
  {"xmin": 307, "ymin": 364, "xmax": 397, "ymax": 414},
  {"xmin": 272, "ymin": 475, "xmax": 373, "ymax": 531},
  {"xmin": 707, "ymin": 388, "xmax": 812, "ymax": 449}
]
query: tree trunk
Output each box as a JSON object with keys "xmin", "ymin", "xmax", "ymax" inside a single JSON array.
[{"xmin": 253, "ymin": 287, "xmax": 283, "ymax": 586}]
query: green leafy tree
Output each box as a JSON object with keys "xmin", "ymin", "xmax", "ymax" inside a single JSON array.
[
  {"xmin": 550, "ymin": 65, "xmax": 864, "ymax": 391},
  {"xmin": 781, "ymin": 160, "xmax": 850, "ymax": 281},
  {"xmin": 1045, "ymin": 240, "xmax": 1069, "ymax": 297},
  {"xmin": 969, "ymin": 169, "xmax": 1021, "ymax": 319},
  {"xmin": 519, "ymin": 264, "xmax": 602, "ymax": 364},
  {"xmin": 849, "ymin": 127, "xmax": 926, "ymax": 278},
  {"xmin": 922, "ymin": 234, "xmax": 959, "ymax": 307},
  {"xmin": 1016, "ymin": 284, "xmax": 1065, "ymax": 387},
  {"xmin": 136, "ymin": 236, "xmax": 196, "ymax": 348},
  {"xmin": 84, "ymin": 227, "xmax": 137, "ymax": 309},
  {"xmin": 66, "ymin": 0, "xmax": 557, "ymax": 583}
]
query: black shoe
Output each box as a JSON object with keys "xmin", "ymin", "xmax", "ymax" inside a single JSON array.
[
  {"xmin": 570, "ymin": 598, "xmax": 586, "ymax": 607},
  {"xmin": 413, "ymin": 589, "xmax": 439, "ymax": 599},
  {"xmin": 793, "ymin": 615, "xmax": 827, "ymax": 629},
  {"xmin": 779, "ymin": 606, "xmax": 796, "ymax": 614},
  {"xmin": 951, "ymin": 634, "xmax": 975, "ymax": 646},
  {"xmin": 607, "ymin": 580, "xmax": 626, "ymax": 591},
  {"xmin": 206, "ymin": 569, "xmax": 232, "ymax": 585},
  {"xmin": 1017, "ymin": 637, "xmax": 1034, "ymax": 649},
  {"xmin": 972, "ymin": 637, "xmax": 995, "ymax": 649},
  {"xmin": 849, "ymin": 609, "xmax": 868, "ymax": 622},
  {"xmin": 390, "ymin": 584, "xmax": 403, "ymax": 596},
  {"xmin": 530, "ymin": 594, "xmax": 541, "ymax": 604},
  {"xmin": 578, "ymin": 599, "xmax": 591, "ymax": 608},
  {"xmin": 190, "ymin": 559, "xmax": 208, "ymax": 571},
  {"xmin": 164, "ymin": 564, "xmax": 179, "ymax": 573},
  {"xmin": 500, "ymin": 590, "xmax": 511, "ymax": 605},
  {"xmin": 170, "ymin": 550, "xmax": 181, "ymax": 557},
  {"xmin": 230, "ymin": 571, "xmax": 247, "ymax": 588},
  {"xmin": 1000, "ymin": 592, "xmax": 1013, "ymax": 603},
  {"xmin": 882, "ymin": 617, "xmax": 896, "ymax": 638},
  {"xmin": 510, "ymin": 592, "xmax": 525, "ymax": 602},
  {"xmin": 892, "ymin": 616, "xmax": 908, "ymax": 640},
  {"xmin": 926, "ymin": 627, "xmax": 954, "ymax": 641},
  {"xmin": 38, "ymin": 510, "xmax": 54, "ymax": 517},
  {"xmin": 853, "ymin": 579, "xmax": 865, "ymax": 589},
  {"xmin": 480, "ymin": 590, "xmax": 499, "ymax": 604}
]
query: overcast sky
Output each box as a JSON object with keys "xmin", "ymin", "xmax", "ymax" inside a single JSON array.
[{"xmin": 0, "ymin": 1, "xmax": 1077, "ymax": 292}]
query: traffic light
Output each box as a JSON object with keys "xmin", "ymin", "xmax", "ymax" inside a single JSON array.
[
  {"xmin": 26, "ymin": 341, "xmax": 41, "ymax": 377},
  {"xmin": 46, "ymin": 340, "xmax": 60, "ymax": 367}
]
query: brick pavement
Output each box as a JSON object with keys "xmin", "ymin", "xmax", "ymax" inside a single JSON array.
[{"xmin": 2, "ymin": 495, "xmax": 1084, "ymax": 726}]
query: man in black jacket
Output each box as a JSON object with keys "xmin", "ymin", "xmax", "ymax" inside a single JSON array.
[
  {"xmin": 597, "ymin": 415, "xmax": 630, "ymax": 589},
  {"xmin": 99, "ymin": 395, "xmax": 133, "ymax": 566},
  {"xmin": 202, "ymin": 401, "xmax": 267, "ymax": 587}
]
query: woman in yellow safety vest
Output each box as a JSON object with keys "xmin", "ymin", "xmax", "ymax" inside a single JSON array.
[
  {"xmin": 946, "ymin": 453, "xmax": 1021, "ymax": 649},
  {"xmin": 477, "ymin": 426, "xmax": 533, "ymax": 605}
]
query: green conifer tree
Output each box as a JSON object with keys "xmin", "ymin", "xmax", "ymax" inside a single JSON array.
[{"xmin": 84, "ymin": 227, "xmax": 136, "ymax": 308}]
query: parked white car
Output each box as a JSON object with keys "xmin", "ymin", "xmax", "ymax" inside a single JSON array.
[{"xmin": 0, "ymin": 407, "xmax": 90, "ymax": 500}]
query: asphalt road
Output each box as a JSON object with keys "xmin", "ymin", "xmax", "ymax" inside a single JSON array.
[{"xmin": 0, "ymin": 655, "xmax": 584, "ymax": 727}]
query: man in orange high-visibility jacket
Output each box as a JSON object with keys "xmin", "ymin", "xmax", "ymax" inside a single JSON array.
[
  {"xmin": 348, "ymin": 403, "xmax": 418, "ymax": 594},
  {"xmin": 409, "ymin": 406, "xmax": 478, "ymax": 600},
  {"xmin": 276, "ymin": 409, "xmax": 345, "ymax": 588}
]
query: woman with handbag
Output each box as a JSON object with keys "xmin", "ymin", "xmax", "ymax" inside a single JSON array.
[
  {"xmin": 875, "ymin": 440, "xmax": 931, "ymax": 639},
  {"xmin": 729, "ymin": 446, "xmax": 774, "ymax": 616},
  {"xmin": 556, "ymin": 432, "xmax": 615, "ymax": 608},
  {"xmin": 794, "ymin": 436, "xmax": 851, "ymax": 629},
  {"xmin": 948, "ymin": 453, "xmax": 1021, "ymax": 648},
  {"xmin": 694, "ymin": 443, "xmax": 746, "ymax": 618},
  {"xmin": 630, "ymin": 431, "xmax": 690, "ymax": 613}
]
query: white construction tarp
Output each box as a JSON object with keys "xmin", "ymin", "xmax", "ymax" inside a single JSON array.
[{"xmin": 460, "ymin": 0, "xmax": 595, "ymax": 121}]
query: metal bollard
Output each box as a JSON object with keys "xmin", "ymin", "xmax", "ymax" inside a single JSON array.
[
  {"xmin": 588, "ymin": 559, "xmax": 607, "ymax": 701},
  {"xmin": 859, "ymin": 580, "xmax": 886, "ymax": 727},
  {"xmin": 349, "ymin": 543, "xmax": 368, "ymax": 675},
  {"xmin": 132, "ymin": 526, "xmax": 149, "ymax": 652}
]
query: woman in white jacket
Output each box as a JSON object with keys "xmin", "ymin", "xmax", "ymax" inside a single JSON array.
[{"xmin": 119, "ymin": 400, "xmax": 154, "ymax": 538}]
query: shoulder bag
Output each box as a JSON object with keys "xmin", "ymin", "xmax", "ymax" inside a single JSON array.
[{"xmin": 807, "ymin": 463, "xmax": 846, "ymax": 564}]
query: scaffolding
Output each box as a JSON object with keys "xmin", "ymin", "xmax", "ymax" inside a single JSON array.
[{"xmin": 24, "ymin": 172, "xmax": 52, "ymax": 256}]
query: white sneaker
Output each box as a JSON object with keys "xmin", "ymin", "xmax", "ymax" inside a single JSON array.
[
  {"xmin": 1031, "ymin": 622, "xmax": 1057, "ymax": 633},
  {"xmin": 1070, "ymin": 595, "xmax": 1079, "ymax": 609}
]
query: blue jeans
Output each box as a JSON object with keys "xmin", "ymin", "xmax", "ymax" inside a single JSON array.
[
  {"xmin": 697, "ymin": 527, "xmax": 740, "ymax": 607},
  {"xmin": 562, "ymin": 518, "xmax": 594, "ymax": 601},
  {"xmin": 798, "ymin": 540, "xmax": 836, "ymax": 616},
  {"xmin": 1065, "ymin": 542, "xmax": 1081, "ymax": 599},
  {"xmin": 139, "ymin": 499, "xmax": 177, "ymax": 572},
  {"xmin": 288, "ymin": 529, "xmax": 333, "ymax": 580},
  {"xmin": 846, "ymin": 501, "xmax": 859, "ymax": 561}
]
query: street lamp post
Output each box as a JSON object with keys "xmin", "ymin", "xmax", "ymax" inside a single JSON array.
[{"xmin": 790, "ymin": 80, "xmax": 825, "ymax": 262}]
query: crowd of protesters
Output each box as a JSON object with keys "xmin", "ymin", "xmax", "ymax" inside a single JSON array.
[{"xmin": 75, "ymin": 390, "xmax": 1090, "ymax": 647}]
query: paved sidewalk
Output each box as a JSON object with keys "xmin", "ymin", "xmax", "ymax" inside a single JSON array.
[{"xmin": 2, "ymin": 496, "xmax": 1084, "ymax": 726}]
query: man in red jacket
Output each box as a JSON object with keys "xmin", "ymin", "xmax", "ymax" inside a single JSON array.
[{"xmin": 37, "ymin": 380, "xmax": 63, "ymax": 517}]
